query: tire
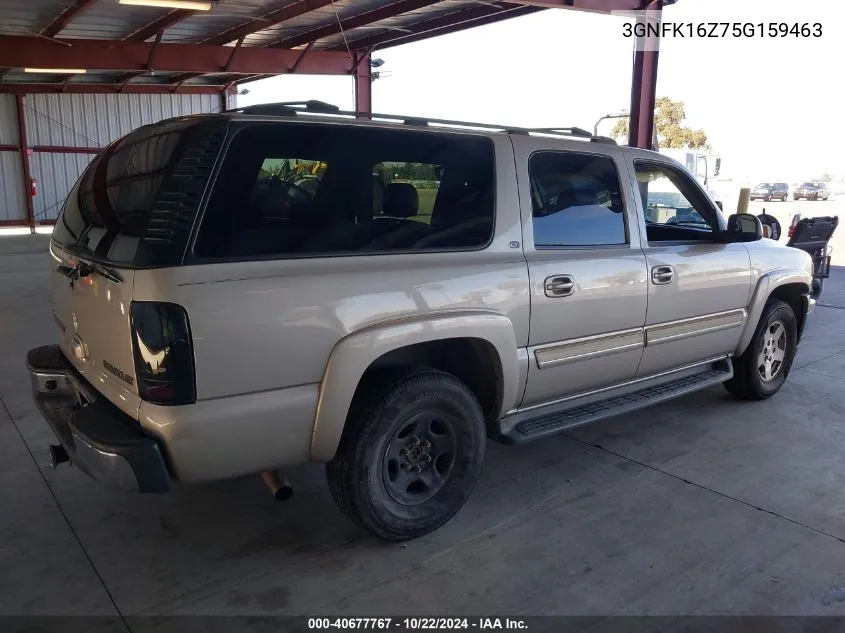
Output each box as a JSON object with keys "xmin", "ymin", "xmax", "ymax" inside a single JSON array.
[
  {"xmin": 724, "ymin": 299, "xmax": 798, "ymax": 400},
  {"xmin": 812, "ymin": 278, "xmax": 824, "ymax": 299},
  {"xmin": 326, "ymin": 368, "xmax": 486, "ymax": 541}
]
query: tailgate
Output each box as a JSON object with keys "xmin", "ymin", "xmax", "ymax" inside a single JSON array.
[{"xmin": 51, "ymin": 243, "xmax": 141, "ymax": 420}]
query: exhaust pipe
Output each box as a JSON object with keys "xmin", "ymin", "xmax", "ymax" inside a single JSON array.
[
  {"xmin": 261, "ymin": 470, "xmax": 294, "ymax": 501},
  {"xmin": 48, "ymin": 444, "xmax": 69, "ymax": 468}
]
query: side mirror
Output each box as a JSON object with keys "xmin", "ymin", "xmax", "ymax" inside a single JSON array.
[
  {"xmin": 724, "ymin": 213, "xmax": 763, "ymax": 242},
  {"xmin": 713, "ymin": 157, "xmax": 721, "ymax": 177}
]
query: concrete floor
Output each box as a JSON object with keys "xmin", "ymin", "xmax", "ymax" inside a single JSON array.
[{"xmin": 3, "ymin": 233, "xmax": 845, "ymax": 623}]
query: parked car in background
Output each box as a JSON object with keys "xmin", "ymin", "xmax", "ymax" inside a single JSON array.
[
  {"xmin": 750, "ymin": 182, "xmax": 789, "ymax": 201},
  {"xmin": 793, "ymin": 182, "xmax": 830, "ymax": 201}
]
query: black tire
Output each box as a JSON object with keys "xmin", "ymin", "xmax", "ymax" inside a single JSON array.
[
  {"xmin": 812, "ymin": 278, "xmax": 824, "ymax": 299},
  {"xmin": 326, "ymin": 368, "xmax": 486, "ymax": 541},
  {"xmin": 724, "ymin": 299, "xmax": 797, "ymax": 400}
]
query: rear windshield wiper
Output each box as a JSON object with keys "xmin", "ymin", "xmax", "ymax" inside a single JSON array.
[{"xmin": 56, "ymin": 250, "xmax": 123, "ymax": 284}]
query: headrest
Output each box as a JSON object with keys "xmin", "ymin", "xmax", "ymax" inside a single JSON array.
[{"xmin": 383, "ymin": 182, "xmax": 419, "ymax": 218}]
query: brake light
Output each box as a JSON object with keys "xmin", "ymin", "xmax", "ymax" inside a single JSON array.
[
  {"xmin": 788, "ymin": 214, "xmax": 801, "ymax": 238},
  {"xmin": 129, "ymin": 302, "xmax": 196, "ymax": 405}
]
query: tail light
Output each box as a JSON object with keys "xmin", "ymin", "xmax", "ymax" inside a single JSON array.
[
  {"xmin": 788, "ymin": 214, "xmax": 801, "ymax": 238},
  {"xmin": 130, "ymin": 302, "xmax": 196, "ymax": 405}
]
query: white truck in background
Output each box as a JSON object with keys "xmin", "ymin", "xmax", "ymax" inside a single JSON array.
[
  {"xmin": 657, "ymin": 147, "xmax": 724, "ymax": 210},
  {"xmin": 592, "ymin": 113, "xmax": 724, "ymax": 209}
]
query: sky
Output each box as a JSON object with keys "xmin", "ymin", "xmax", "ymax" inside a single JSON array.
[{"xmin": 237, "ymin": 0, "xmax": 844, "ymax": 185}]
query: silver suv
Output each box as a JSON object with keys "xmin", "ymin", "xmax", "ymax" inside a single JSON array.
[{"xmin": 28, "ymin": 102, "xmax": 815, "ymax": 541}]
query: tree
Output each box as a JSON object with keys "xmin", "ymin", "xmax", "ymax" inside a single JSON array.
[{"xmin": 611, "ymin": 97, "xmax": 711, "ymax": 150}]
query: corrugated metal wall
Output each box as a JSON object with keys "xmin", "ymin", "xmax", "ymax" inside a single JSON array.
[
  {"xmin": 25, "ymin": 93, "xmax": 222, "ymax": 148},
  {"xmin": 0, "ymin": 92, "xmax": 223, "ymax": 226},
  {"xmin": 30, "ymin": 152, "xmax": 92, "ymax": 224},
  {"xmin": 26, "ymin": 93, "xmax": 223, "ymax": 222},
  {"xmin": 0, "ymin": 94, "xmax": 25, "ymax": 223},
  {"xmin": 0, "ymin": 94, "xmax": 19, "ymax": 145},
  {"xmin": 0, "ymin": 153, "xmax": 26, "ymax": 224}
]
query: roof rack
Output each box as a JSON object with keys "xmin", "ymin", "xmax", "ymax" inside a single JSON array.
[
  {"xmin": 224, "ymin": 100, "xmax": 341, "ymax": 115},
  {"xmin": 224, "ymin": 101, "xmax": 616, "ymax": 144}
]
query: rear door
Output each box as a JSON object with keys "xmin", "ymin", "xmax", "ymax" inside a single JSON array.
[{"xmin": 512, "ymin": 136, "xmax": 648, "ymax": 408}]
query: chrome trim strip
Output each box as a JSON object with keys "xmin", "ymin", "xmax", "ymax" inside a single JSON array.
[
  {"xmin": 519, "ymin": 355, "xmax": 730, "ymax": 413},
  {"xmin": 533, "ymin": 328, "xmax": 644, "ymax": 370},
  {"xmin": 645, "ymin": 309, "xmax": 746, "ymax": 346}
]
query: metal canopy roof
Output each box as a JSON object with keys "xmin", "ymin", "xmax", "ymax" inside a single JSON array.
[{"xmin": 0, "ymin": 0, "xmax": 659, "ymax": 93}]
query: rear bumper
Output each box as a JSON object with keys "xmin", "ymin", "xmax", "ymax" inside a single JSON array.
[{"xmin": 26, "ymin": 345, "xmax": 171, "ymax": 493}]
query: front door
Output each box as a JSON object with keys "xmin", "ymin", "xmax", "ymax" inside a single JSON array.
[
  {"xmin": 513, "ymin": 138, "xmax": 649, "ymax": 409},
  {"xmin": 629, "ymin": 158, "xmax": 752, "ymax": 377}
]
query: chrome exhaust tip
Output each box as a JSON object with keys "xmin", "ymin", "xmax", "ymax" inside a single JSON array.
[{"xmin": 261, "ymin": 470, "xmax": 293, "ymax": 501}]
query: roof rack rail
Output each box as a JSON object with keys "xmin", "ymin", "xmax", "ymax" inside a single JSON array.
[
  {"xmin": 224, "ymin": 101, "xmax": 615, "ymax": 143},
  {"xmin": 225, "ymin": 100, "xmax": 341, "ymax": 115}
]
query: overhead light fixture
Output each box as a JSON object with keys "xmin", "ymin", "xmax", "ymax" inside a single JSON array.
[
  {"xmin": 24, "ymin": 68, "xmax": 87, "ymax": 74},
  {"xmin": 117, "ymin": 0, "xmax": 212, "ymax": 10}
]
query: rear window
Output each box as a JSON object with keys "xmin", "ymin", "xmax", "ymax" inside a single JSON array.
[
  {"xmin": 193, "ymin": 123, "xmax": 495, "ymax": 259},
  {"xmin": 52, "ymin": 117, "xmax": 225, "ymax": 267}
]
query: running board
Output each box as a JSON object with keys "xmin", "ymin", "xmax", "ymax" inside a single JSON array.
[{"xmin": 496, "ymin": 357, "xmax": 733, "ymax": 444}]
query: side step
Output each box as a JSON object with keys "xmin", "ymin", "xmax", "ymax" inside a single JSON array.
[{"xmin": 498, "ymin": 357, "xmax": 733, "ymax": 444}]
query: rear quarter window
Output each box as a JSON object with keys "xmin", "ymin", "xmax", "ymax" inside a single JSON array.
[
  {"xmin": 193, "ymin": 123, "xmax": 496, "ymax": 260},
  {"xmin": 52, "ymin": 118, "xmax": 226, "ymax": 267}
]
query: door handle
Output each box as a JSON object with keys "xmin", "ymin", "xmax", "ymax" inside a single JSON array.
[
  {"xmin": 651, "ymin": 265, "xmax": 674, "ymax": 285},
  {"xmin": 544, "ymin": 275, "xmax": 575, "ymax": 298}
]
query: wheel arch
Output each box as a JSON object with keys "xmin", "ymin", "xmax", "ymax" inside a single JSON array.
[
  {"xmin": 736, "ymin": 270, "xmax": 810, "ymax": 356},
  {"xmin": 310, "ymin": 311, "xmax": 521, "ymax": 462}
]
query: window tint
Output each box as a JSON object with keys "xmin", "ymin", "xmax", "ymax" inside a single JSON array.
[
  {"xmin": 634, "ymin": 161, "xmax": 719, "ymax": 241},
  {"xmin": 373, "ymin": 162, "xmax": 441, "ymax": 221},
  {"xmin": 52, "ymin": 119, "xmax": 189, "ymax": 264},
  {"xmin": 529, "ymin": 152, "xmax": 626, "ymax": 247},
  {"xmin": 195, "ymin": 124, "xmax": 494, "ymax": 259}
]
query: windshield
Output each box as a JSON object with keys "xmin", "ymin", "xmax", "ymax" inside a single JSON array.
[{"xmin": 754, "ymin": 183, "xmax": 771, "ymax": 189}]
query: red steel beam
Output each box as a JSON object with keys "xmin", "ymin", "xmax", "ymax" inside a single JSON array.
[
  {"xmin": 41, "ymin": 0, "xmax": 98, "ymax": 38},
  {"xmin": 269, "ymin": 0, "xmax": 441, "ymax": 49},
  {"xmin": 0, "ymin": 144, "xmax": 18, "ymax": 152},
  {"xmin": 628, "ymin": 0, "xmax": 661, "ymax": 148},
  {"xmin": 339, "ymin": 4, "xmax": 539, "ymax": 51},
  {"xmin": 507, "ymin": 0, "xmax": 656, "ymax": 10},
  {"xmin": 0, "ymin": 36, "xmax": 353, "ymax": 75},
  {"xmin": 199, "ymin": 0, "xmax": 335, "ymax": 46},
  {"xmin": 0, "ymin": 83, "xmax": 232, "ymax": 95},
  {"xmin": 16, "ymin": 95, "xmax": 36, "ymax": 232},
  {"xmin": 31, "ymin": 145, "xmax": 101, "ymax": 154},
  {"xmin": 123, "ymin": 9, "xmax": 195, "ymax": 43}
]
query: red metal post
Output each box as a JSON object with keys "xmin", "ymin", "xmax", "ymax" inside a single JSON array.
[
  {"xmin": 628, "ymin": 0, "xmax": 662, "ymax": 149},
  {"xmin": 16, "ymin": 95, "xmax": 36, "ymax": 233},
  {"xmin": 354, "ymin": 52, "xmax": 372, "ymax": 118}
]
